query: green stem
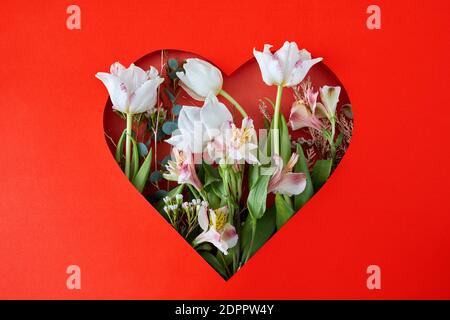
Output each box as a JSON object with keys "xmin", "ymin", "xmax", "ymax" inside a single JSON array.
[
  {"xmin": 219, "ymin": 89, "xmax": 248, "ymax": 118},
  {"xmin": 273, "ymin": 85, "xmax": 284, "ymax": 155},
  {"xmin": 125, "ymin": 113, "xmax": 133, "ymax": 179}
]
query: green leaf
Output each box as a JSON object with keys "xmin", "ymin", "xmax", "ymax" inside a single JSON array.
[
  {"xmin": 150, "ymin": 171, "xmax": 163, "ymax": 183},
  {"xmin": 247, "ymin": 175, "xmax": 271, "ymax": 220},
  {"xmin": 202, "ymin": 164, "xmax": 220, "ymax": 188},
  {"xmin": 248, "ymin": 165, "xmax": 260, "ymax": 189},
  {"xmin": 279, "ymin": 114, "xmax": 292, "ymax": 166},
  {"xmin": 199, "ymin": 251, "xmax": 228, "ymax": 279},
  {"xmin": 114, "ymin": 129, "xmax": 126, "ymax": 164},
  {"xmin": 138, "ymin": 142, "xmax": 148, "ymax": 157},
  {"xmin": 168, "ymin": 59, "xmax": 179, "ymax": 71},
  {"xmin": 275, "ymin": 193, "xmax": 295, "ymax": 230},
  {"xmin": 335, "ymin": 132, "xmax": 344, "ymax": 148},
  {"xmin": 162, "ymin": 121, "xmax": 178, "ymax": 135},
  {"xmin": 311, "ymin": 159, "xmax": 332, "ymax": 191},
  {"xmin": 130, "ymin": 136, "xmax": 140, "ymax": 179},
  {"xmin": 131, "ymin": 148, "xmax": 153, "ymax": 193},
  {"xmin": 241, "ymin": 206, "xmax": 276, "ymax": 260},
  {"xmin": 294, "ymin": 144, "xmax": 314, "ymax": 211}
]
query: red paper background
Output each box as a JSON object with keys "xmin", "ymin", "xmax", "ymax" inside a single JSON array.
[{"xmin": 1, "ymin": 0, "xmax": 449, "ymax": 299}]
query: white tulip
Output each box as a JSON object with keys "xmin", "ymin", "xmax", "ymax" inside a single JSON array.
[
  {"xmin": 253, "ymin": 41, "xmax": 323, "ymax": 87},
  {"xmin": 96, "ymin": 62, "xmax": 164, "ymax": 114},
  {"xmin": 176, "ymin": 58, "xmax": 223, "ymax": 101},
  {"xmin": 166, "ymin": 94, "xmax": 232, "ymax": 154}
]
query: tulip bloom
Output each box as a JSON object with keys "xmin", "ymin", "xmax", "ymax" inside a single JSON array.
[
  {"xmin": 253, "ymin": 41, "xmax": 323, "ymax": 87},
  {"xmin": 268, "ymin": 154, "xmax": 307, "ymax": 196},
  {"xmin": 194, "ymin": 206, "xmax": 238, "ymax": 255},
  {"xmin": 176, "ymin": 58, "xmax": 223, "ymax": 101},
  {"xmin": 163, "ymin": 148, "xmax": 203, "ymax": 191},
  {"xmin": 96, "ymin": 62, "xmax": 164, "ymax": 114},
  {"xmin": 166, "ymin": 94, "xmax": 233, "ymax": 154}
]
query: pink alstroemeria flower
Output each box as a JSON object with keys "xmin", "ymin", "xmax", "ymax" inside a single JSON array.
[
  {"xmin": 268, "ymin": 154, "xmax": 307, "ymax": 196},
  {"xmin": 163, "ymin": 148, "xmax": 203, "ymax": 191},
  {"xmin": 194, "ymin": 206, "xmax": 238, "ymax": 255},
  {"xmin": 289, "ymin": 88, "xmax": 323, "ymax": 131}
]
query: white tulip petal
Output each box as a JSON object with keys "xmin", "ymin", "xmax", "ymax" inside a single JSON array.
[
  {"xmin": 129, "ymin": 77, "xmax": 164, "ymax": 114},
  {"xmin": 120, "ymin": 63, "xmax": 148, "ymax": 94},
  {"xmin": 285, "ymin": 57, "xmax": 323, "ymax": 87},
  {"xmin": 95, "ymin": 72, "xmax": 129, "ymax": 112},
  {"xmin": 201, "ymin": 94, "xmax": 232, "ymax": 136}
]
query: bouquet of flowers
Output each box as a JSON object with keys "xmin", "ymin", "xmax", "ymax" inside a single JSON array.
[{"xmin": 97, "ymin": 41, "xmax": 353, "ymax": 279}]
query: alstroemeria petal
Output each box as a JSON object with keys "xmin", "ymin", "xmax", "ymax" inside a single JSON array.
[
  {"xmin": 198, "ymin": 206, "xmax": 209, "ymax": 231},
  {"xmin": 274, "ymin": 172, "xmax": 307, "ymax": 196},
  {"xmin": 95, "ymin": 72, "xmax": 129, "ymax": 112},
  {"xmin": 221, "ymin": 223, "xmax": 238, "ymax": 249}
]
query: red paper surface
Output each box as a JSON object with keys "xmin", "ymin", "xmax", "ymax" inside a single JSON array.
[{"xmin": 0, "ymin": 0, "xmax": 449, "ymax": 299}]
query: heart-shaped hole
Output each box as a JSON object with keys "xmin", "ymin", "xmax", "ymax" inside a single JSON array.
[{"xmin": 101, "ymin": 48, "xmax": 353, "ymax": 280}]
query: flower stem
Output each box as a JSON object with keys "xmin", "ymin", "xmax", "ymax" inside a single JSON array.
[
  {"xmin": 273, "ymin": 85, "xmax": 284, "ymax": 155},
  {"xmin": 219, "ymin": 89, "xmax": 248, "ymax": 118},
  {"xmin": 125, "ymin": 113, "xmax": 133, "ymax": 179},
  {"xmin": 244, "ymin": 217, "xmax": 257, "ymax": 264}
]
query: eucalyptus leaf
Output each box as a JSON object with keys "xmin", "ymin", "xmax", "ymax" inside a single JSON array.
[
  {"xmin": 162, "ymin": 121, "xmax": 178, "ymax": 135},
  {"xmin": 172, "ymin": 104, "xmax": 182, "ymax": 116},
  {"xmin": 275, "ymin": 193, "xmax": 295, "ymax": 230},
  {"xmin": 311, "ymin": 159, "xmax": 332, "ymax": 191},
  {"xmin": 150, "ymin": 171, "xmax": 163, "ymax": 183},
  {"xmin": 247, "ymin": 175, "xmax": 271, "ymax": 220},
  {"xmin": 294, "ymin": 144, "xmax": 314, "ymax": 211},
  {"xmin": 164, "ymin": 88, "xmax": 175, "ymax": 102},
  {"xmin": 168, "ymin": 59, "xmax": 178, "ymax": 71},
  {"xmin": 131, "ymin": 148, "xmax": 152, "ymax": 193},
  {"xmin": 138, "ymin": 142, "xmax": 148, "ymax": 157}
]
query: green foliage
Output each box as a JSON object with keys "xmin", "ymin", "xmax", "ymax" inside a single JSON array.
[
  {"xmin": 247, "ymin": 175, "xmax": 271, "ymax": 220},
  {"xmin": 241, "ymin": 206, "xmax": 276, "ymax": 260},
  {"xmin": 131, "ymin": 148, "xmax": 153, "ymax": 193},
  {"xmin": 294, "ymin": 143, "xmax": 314, "ymax": 211},
  {"xmin": 114, "ymin": 129, "xmax": 126, "ymax": 164},
  {"xmin": 275, "ymin": 193, "xmax": 295, "ymax": 230},
  {"xmin": 311, "ymin": 159, "xmax": 332, "ymax": 191},
  {"xmin": 279, "ymin": 114, "xmax": 292, "ymax": 166}
]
